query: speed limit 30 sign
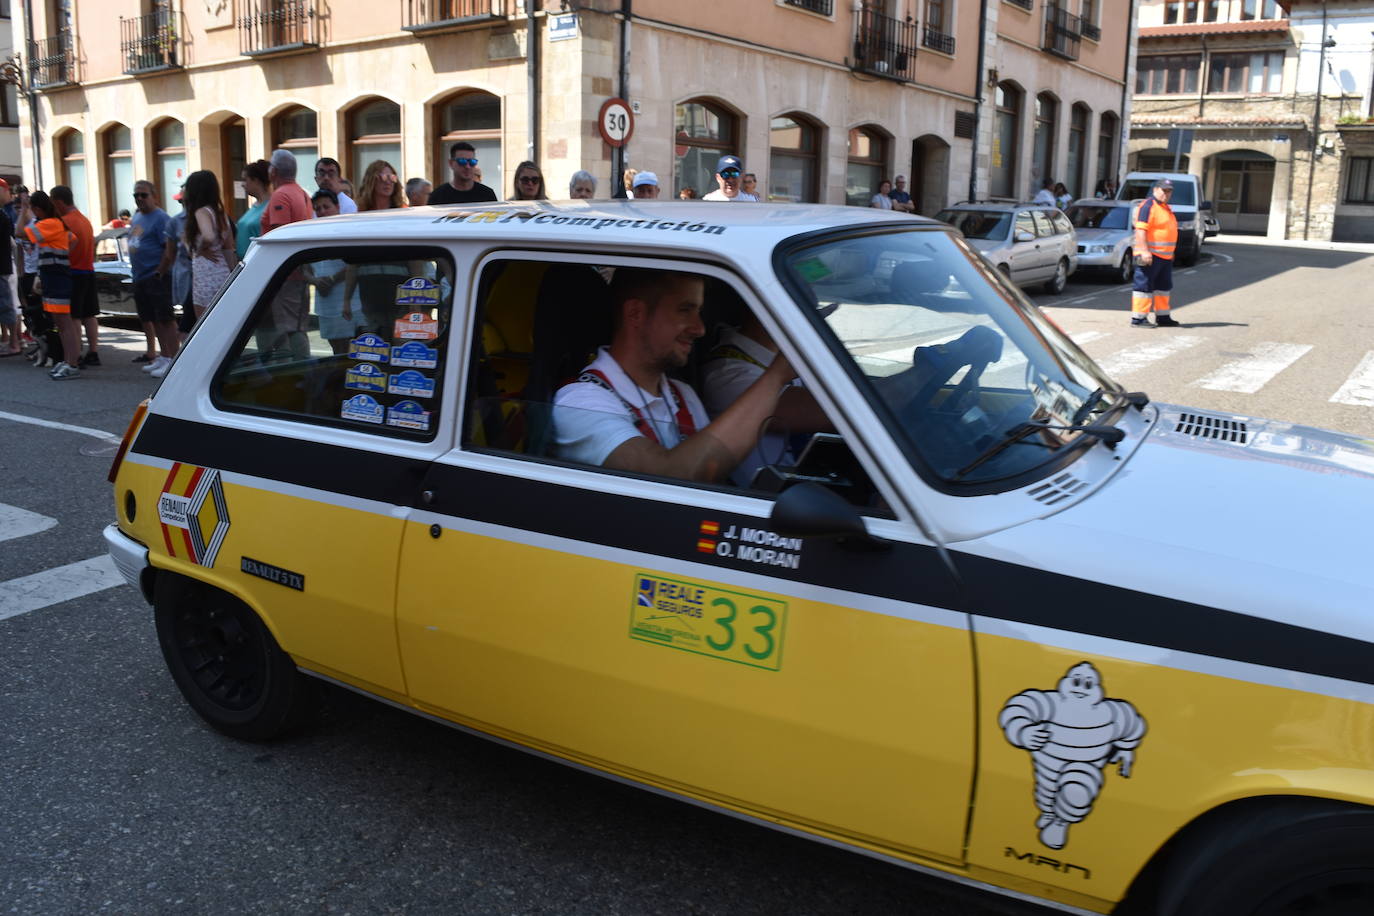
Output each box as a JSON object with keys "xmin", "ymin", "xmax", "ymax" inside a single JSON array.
[{"xmin": 598, "ymin": 97, "xmax": 635, "ymax": 148}]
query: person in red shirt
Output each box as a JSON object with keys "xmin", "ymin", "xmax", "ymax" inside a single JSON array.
[
  {"xmin": 50, "ymin": 185, "xmax": 101, "ymax": 365},
  {"xmin": 261, "ymin": 149, "xmax": 314, "ymax": 235}
]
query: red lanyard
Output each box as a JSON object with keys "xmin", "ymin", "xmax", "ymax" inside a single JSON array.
[{"xmin": 578, "ymin": 369, "xmax": 697, "ymax": 445}]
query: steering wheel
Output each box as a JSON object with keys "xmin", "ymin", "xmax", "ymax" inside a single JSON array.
[{"xmin": 899, "ymin": 325, "xmax": 1004, "ymax": 426}]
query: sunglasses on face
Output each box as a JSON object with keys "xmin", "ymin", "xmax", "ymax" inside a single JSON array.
[
  {"xmin": 518, "ymin": 175, "xmax": 541, "ymax": 184},
  {"xmin": 452, "ymin": 157, "xmax": 478, "ymax": 166},
  {"xmin": 720, "ymin": 169, "xmax": 741, "ymax": 179},
  {"xmin": 133, "ymin": 192, "xmax": 151, "ymax": 199}
]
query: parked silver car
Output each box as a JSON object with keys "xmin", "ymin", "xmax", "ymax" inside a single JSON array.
[
  {"xmin": 1065, "ymin": 198, "xmax": 1135, "ymax": 283},
  {"xmin": 934, "ymin": 202, "xmax": 1077, "ymax": 294}
]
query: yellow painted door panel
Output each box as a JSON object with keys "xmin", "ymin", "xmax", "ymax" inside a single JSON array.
[{"xmin": 396, "ymin": 518, "xmax": 975, "ymax": 862}]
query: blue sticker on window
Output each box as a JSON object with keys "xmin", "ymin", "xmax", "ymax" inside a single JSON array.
[
  {"xmin": 348, "ymin": 333, "xmax": 390, "ymax": 363},
  {"xmin": 395, "ymin": 277, "xmax": 441, "ymax": 308},
  {"xmin": 386, "ymin": 399, "xmax": 431, "ymax": 431},
  {"xmin": 341, "ymin": 394, "xmax": 384, "ymax": 424},
  {"xmin": 387, "ymin": 369, "xmax": 436, "ymax": 398},
  {"xmin": 390, "ymin": 340, "xmax": 439, "ymax": 369},
  {"xmin": 345, "ymin": 362, "xmax": 387, "ymax": 393}
]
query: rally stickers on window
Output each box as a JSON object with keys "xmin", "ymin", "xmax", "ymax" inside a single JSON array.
[
  {"xmin": 345, "ymin": 363, "xmax": 387, "ymax": 393},
  {"xmin": 348, "ymin": 333, "xmax": 390, "ymax": 363},
  {"xmin": 386, "ymin": 400, "xmax": 431, "ymax": 431},
  {"xmin": 387, "ymin": 369, "xmax": 435, "ymax": 398},
  {"xmin": 391, "ymin": 341, "xmax": 438, "ymax": 369},
  {"xmin": 341, "ymin": 394, "xmax": 385, "ymax": 424}
]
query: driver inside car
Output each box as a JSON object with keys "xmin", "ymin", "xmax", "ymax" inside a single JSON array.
[{"xmin": 553, "ymin": 268, "xmax": 796, "ymax": 484}]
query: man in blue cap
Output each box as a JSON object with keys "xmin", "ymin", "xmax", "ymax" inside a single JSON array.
[{"xmin": 703, "ymin": 155, "xmax": 758, "ymax": 202}]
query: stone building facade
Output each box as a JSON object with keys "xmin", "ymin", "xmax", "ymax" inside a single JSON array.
[
  {"xmin": 13, "ymin": 1, "xmax": 1128, "ymax": 225},
  {"xmin": 1130, "ymin": 0, "xmax": 1374, "ymax": 241}
]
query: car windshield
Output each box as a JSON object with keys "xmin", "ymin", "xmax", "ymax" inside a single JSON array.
[
  {"xmin": 936, "ymin": 209, "xmax": 1011, "ymax": 241},
  {"xmin": 1066, "ymin": 205, "xmax": 1130, "ymax": 230},
  {"xmin": 1120, "ymin": 180, "xmax": 1196, "ymax": 207},
  {"xmin": 779, "ymin": 227, "xmax": 1120, "ymax": 489}
]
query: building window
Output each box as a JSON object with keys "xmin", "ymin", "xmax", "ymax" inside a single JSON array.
[
  {"xmin": 1209, "ymin": 51, "xmax": 1283, "ymax": 94},
  {"xmin": 1066, "ymin": 103, "xmax": 1089, "ymax": 200},
  {"xmin": 1033, "ymin": 92, "xmax": 1057, "ymax": 196},
  {"xmin": 58, "ymin": 130, "xmax": 88, "ymax": 215},
  {"xmin": 1096, "ymin": 111, "xmax": 1118, "ymax": 190},
  {"xmin": 1240, "ymin": 0, "xmax": 1280, "ymax": 20},
  {"xmin": 768, "ymin": 114, "xmax": 820, "ymax": 203},
  {"xmin": 674, "ymin": 98, "xmax": 738, "ymax": 200},
  {"xmin": 0, "ymin": 0, "xmax": 11, "ymax": 18},
  {"xmin": 1136, "ymin": 55, "xmax": 1202, "ymax": 94},
  {"xmin": 846, "ymin": 126, "xmax": 887, "ymax": 207},
  {"xmin": 1346, "ymin": 157, "xmax": 1374, "ymax": 204},
  {"xmin": 0, "ymin": 82, "xmax": 17, "ymax": 127},
  {"xmin": 153, "ymin": 120, "xmax": 186, "ymax": 217},
  {"xmin": 347, "ymin": 98, "xmax": 402, "ymax": 186},
  {"xmin": 272, "ymin": 106, "xmax": 319, "ymax": 183},
  {"xmin": 434, "ymin": 91, "xmax": 502, "ymax": 198},
  {"xmin": 104, "ymin": 124, "xmax": 134, "ymax": 223},
  {"xmin": 990, "ymin": 82, "xmax": 1020, "ymax": 199}
]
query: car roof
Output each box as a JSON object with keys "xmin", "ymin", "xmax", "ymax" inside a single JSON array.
[
  {"xmin": 939, "ymin": 201, "xmax": 1059, "ymax": 212},
  {"xmin": 251, "ymin": 200, "xmax": 948, "ymax": 254},
  {"xmin": 1067, "ymin": 198, "xmax": 1132, "ymax": 207}
]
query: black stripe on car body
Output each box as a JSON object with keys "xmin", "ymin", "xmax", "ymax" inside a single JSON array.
[{"xmin": 132, "ymin": 414, "xmax": 1374, "ymax": 688}]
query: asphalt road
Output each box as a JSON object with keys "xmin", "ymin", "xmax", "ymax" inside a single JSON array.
[
  {"xmin": 0, "ymin": 327, "xmax": 1052, "ymax": 914},
  {"xmin": 1030, "ymin": 237, "xmax": 1374, "ymax": 438},
  {"xmin": 4, "ymin": 237, "xmax": 1370, "ymax": 915}
]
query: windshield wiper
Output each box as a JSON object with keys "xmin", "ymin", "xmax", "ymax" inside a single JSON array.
[
  {"xmin": 951, "ymin": 421, "xmax": 1124, "ymax": 482},
  {"xmin": 1071, "ymin": 388, "xmax": 1107, "ymax": 426}
]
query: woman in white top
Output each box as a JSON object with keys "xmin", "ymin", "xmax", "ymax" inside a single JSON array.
[
  {"xmin": 870, "ymin": 179, "xmax": 893, "ymax": 210},
  {"xmin": 182, "ymin": 170, "xmax": 237, "ymax": 319}
]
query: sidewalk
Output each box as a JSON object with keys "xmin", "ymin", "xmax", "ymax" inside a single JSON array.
[{"xmin": 1210, "ymin": 234, "xmax": 1374, "ymax": 255}]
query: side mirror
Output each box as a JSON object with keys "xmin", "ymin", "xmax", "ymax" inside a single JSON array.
[
  {"xmin": 1014, "ymin": 229, "xmax": 1035, "ymax": 243},
  {"xmin": 770, "ymin": 481, "xmax": 874, "ymax": 542},
  {"xmin": 1201, "ymin": 200, "xmax": 1214, "ymax": 211}
]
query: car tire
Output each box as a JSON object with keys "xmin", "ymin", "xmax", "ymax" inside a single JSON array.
[
  {"xmin": 1152, "ymin": 799, "xmax": 1374, "ymax": 916},
  {"xmin": 1178, "ymin": 233, "xmax": 1201, "ymax": 267},
  {"xmin": 1118, "ymin": 253, "xmax": 1134, "ymax": 284},
  {"xmin": 997, "ymin": 264, "xmax": 1012, "ymax": 281},
  {"xmin": 1043, "ymin": 258, "xmax": 1068, "ymax": 295},
  {"xmin": 154, "ymin": 573, "xmax": 316, "ymax": 741}
]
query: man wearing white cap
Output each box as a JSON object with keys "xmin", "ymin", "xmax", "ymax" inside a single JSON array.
[{"xmin": 632, "ymin": 171, "xmax": 661, "ymax": 199}]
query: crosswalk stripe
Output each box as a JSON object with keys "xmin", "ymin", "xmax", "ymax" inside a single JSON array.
[
  {"xmin": 0, "ymin": 410, "xmax": 118, "ymax": 441},
  {"xmin": 1330, "ymin": 351, "xmax": 1374, "ymax": 406},
  {"xmin": 1190, "ymin": 342, "xmax": 1313, "ymax": 394},
  {"xmin": 1070, "ymin": 331, "xmax": 1108, "ymax": 346},
  {"xmin": 1095, "ymin": 334, "xmax": 1202, "ymax": 377},
  {"xmin": 0, "ymin": 503, "xmax": 58, "ymax": 544},
  {"xmin": 0, "ymin": 555, "xmax": 127, "ymax": 622}
]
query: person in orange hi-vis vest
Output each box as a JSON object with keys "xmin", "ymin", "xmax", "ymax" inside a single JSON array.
[{"xmin": 1130, "ymin": 178, "xmax": 1182, "ymax": 329}]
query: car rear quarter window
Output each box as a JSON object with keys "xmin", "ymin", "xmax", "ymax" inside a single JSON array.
[
  {"xmin": 1015, "ymin": 212, "xmax": 1036, "ymax": 238},
  {"xmin": 1050, "ymin": 211, "xmax": 1074, "ymax": 235},
  {"xmin": 212, "ymin": 247, "xmax": 454, "ymax": 440},
  {"xmin": 1031, "ymin": 211, "xmax": 1055, "ymax": 238}
]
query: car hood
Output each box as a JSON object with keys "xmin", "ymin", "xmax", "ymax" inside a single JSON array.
[
  {"xmin": 1011, "ymin": 405, "xmax": 1374, "ymax": 640},
  {"xmin": 1075, "ymin": 228, "xmax": 1129, "ymax": 245}
]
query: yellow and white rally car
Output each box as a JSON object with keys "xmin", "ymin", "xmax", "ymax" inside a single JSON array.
[{"xmin": 105, "ymin": 202, "xmax": 1374, "ymax": 916}]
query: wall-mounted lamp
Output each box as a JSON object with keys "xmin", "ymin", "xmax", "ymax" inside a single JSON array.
[{"xmin": 986, "ymin": 68, "xmax": 999, "ymax": 89}]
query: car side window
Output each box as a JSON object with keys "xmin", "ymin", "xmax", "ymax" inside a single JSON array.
[
  {"xmin": 1014, "ymin": 212, "xmax": 1036, "ymax": 239},
  {"xmin": 213, "ymin": 247, "xmax": 454, "ymax": 440},
  {"xmin": 1050, "ymin": 211, "xmax": 1074, "ymax": 235},
  {"xmin": 462, "ymin": 257, "xmax": 881, "ymax": 509},
  {"xmin": 1031, "ymin": 211, "xmax": 1056, "ymax": 238}
]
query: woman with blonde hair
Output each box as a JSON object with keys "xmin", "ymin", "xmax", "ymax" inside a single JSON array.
[
  {"xmin": 357, "ymin": 160, "xmax": 406, "ymax": 210},
  {"xmin": 509, "ymin": 161, "xmax": 547, "ymax": 201},
  {"xmin": 182, "ymin": 169, "xmax": 237, "ymax": 317}
]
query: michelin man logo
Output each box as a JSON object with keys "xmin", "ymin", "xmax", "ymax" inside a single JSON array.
[{"xmin": 999, "ymin": 662, "xmax": 1147, "ymax": 850}]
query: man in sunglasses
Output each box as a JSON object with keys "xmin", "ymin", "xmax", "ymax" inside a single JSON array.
[
  {"xmin": 429, "ymin": 141, "xmax": 498, "ymax": 206},
  {"xmin": 703, "ymin": 155, "xmax": 758, "ymax": 202},
  {"xmin": 126, "ymin": 180, "xmax": 179, "ymax": 370}
]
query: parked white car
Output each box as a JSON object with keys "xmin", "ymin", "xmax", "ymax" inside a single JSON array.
[
  {"xmin": 935, "ymin": 201, "xmax": 1078, "ymax": 294},
  {"xmin": 1066, "ymin": 198, "xmax": 1136, "ymax": 283}
]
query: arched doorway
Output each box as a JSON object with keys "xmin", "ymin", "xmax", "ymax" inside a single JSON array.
[
  {"xmin": 1208, "ymin": 150, "xmax": 1275, "ymax": 234},
  {"xmin": 910, "ymin": 134, "xmax": 950, "ymax": 215}
]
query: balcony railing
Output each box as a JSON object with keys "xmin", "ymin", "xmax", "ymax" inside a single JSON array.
[
  {"xmin": 853, "ymin": 5, "xmax": 918, "ymax": 81},
  {"xmin": 1081, "ymin": 21, "xmax": 1101, "ymax": 40},
  {"xmin": 402, "ymin": 0, "xmax": 508, "ymax": 32},
  {"xmin": 28, "ymin": 30, "xmax": 76, "ymax": 89},
  {"xmin": 1006, "ymin": 0, "xmax": 1034, "ymax": 10},
  {"xmin": 240, "ymin": 0, "xmax": 319, "ymax": 56},
  {"xmin": 922, "ymin": 24, "xmax": 956, "ymax": 54},
  {"xmin": 782, "ymin": 0, "xmax": 834, "ymax": 14},
  {"xmin": 120, "ymin": 10, "xmax": 183, "ymax": 75},
  {"xmin": 1043, "ymin": 4, "xmax": 1081, "ymax": 60}
]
